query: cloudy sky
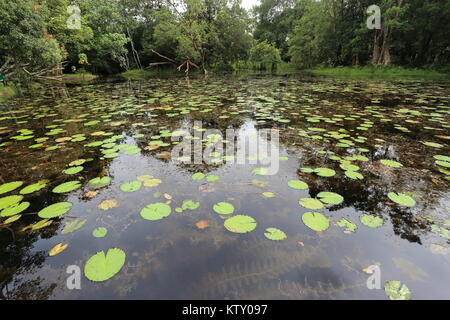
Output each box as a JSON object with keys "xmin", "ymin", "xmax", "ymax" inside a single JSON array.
[{"xmin": 241, "ymin": 0, "xmax": 260, "ymax": 10}]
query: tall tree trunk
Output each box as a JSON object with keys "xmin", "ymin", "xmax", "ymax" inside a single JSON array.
[
  {"xmin": 372, "ymin": 30, "xmax": 381, "ymax": 64},
  {"xmin": 126, "ymin": 27, "xmax": 142, "ymax": 69}
]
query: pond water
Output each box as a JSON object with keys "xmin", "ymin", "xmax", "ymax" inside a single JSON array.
[{"xmin": 0, "ymin": 73, "xmax": 449, "ymax": 300}]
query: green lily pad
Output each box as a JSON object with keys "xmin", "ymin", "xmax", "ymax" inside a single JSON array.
[
  {"xmin": 88, "ymin": 177, "xmax": 111, "ymax": 189},
  {"xmin": 0, "ymin": 195, "xmax": 24, "ymax": 210},
  {"xmin": 314, "ymin": 168, "xmax": 336, "ymax": 177},
  {"xmin": 384, "ymin": 281, "xmax": 411, "ymax": 300},
  {"xmin": 434, "ymin": 155, "xmax": 450, "ymax": 162},
  {"xmin": 264, "ymin": 227, "xmax": 287, "ymax": 240},
  {"xmin": 252, "ymin": 168, "xmax": 269, "ymax": 175},
  {"xmin": 213, "ymin": 202, "xmax": 235, "ymax": 215},
  {"xmin": 435, "ymin": 160, "xmax": 450, "ymax": 168},
  {"xmin": 422, "ymin": 141, "xmax": 443, "ymax": 148},
  {"xmin": 140, "ymin": 202, "xmax": 172, "ymax": 221},
  {"xmin": 387, "ymin": 192, "xmax": 416, "ymax": 207},
  {"xmin": 0, "ymin": 181, "xmax": 24, "ymax": 195},
  {"xmin": 287, "ymin": 179, "xmax": 309, "ymax": 190},
  {"xmin": 0, "ymin": 201, "xmax": 30, "ymax": 217},
  {"xmin": 52, "ymin": 181, "xmax": 81, "ymax": 193},
  {"xmin": 63, "ymin": 166, "xmax": 84, "ymax": 175},
  {"xmin": 317, "ymin": 192, "xmax": 344, "ymax": 205},
  {"xmin": 431, "ymin": 225, "xmax": 450, "ymax": 239},
  {"xmin": 344, "ymin": 170, "xmax": 364, "ymax": 180},
  {"xmin": 192, "ymin": 172, "xmax": 205, "ymax": 180},
  {"xmin": 206, "ymin": 174, "xmax": 220, "ymax": 182},
  {"xmin": 20, "ymin": 182, "xmax": 46, "ymax": 194},
  {"xmin": 38, "ymin": 202, "xmax": 73, "ymax": 218},
  {"xmin": 84, "ymin": 248, "xmax": 126, "ymax": 282},
  {"xmin": 120, "ymin": 180, "xmax": 142, "ymax": 192},
  {"xmin": 380, "ymin": 159, "xmax": 403, "ymax": 168},
  {"xmin": 336, "ymin": 218, "xmax": 357, "ymax": 233},
  {"xmin": 262, "ymin": 192, "xmax": 275, "ymax": 198},
  {"xmin": 181, "ymin": 200, "xmax": 200, "ymax": 210},
  {"xmin": 93, "ymin": 227, "xmax": 108, "ymax": 238},
  {"xmin": 224, "ymin": 215, "xmax": 257, "ymax": 233},
  {"xmin": 299, "ymin": 198, "xmax": 324, "ymax": 210},
  {"xmin": 359, "ymin": 214, "xmax": 383, "ymax": 228},
  {"xmin": 301, "ymin": 212, "xmax": 329, "ymax": 232},
  {"xmin": 340, "ymin": 162, "xmax": 360, "ymax": 171}
]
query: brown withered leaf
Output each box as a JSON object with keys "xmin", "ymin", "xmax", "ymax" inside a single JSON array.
[
  {"xmin": 195, "ymin": 220, "xmax": 210, "ymax": 229},
  {"xmin": 49, "ymin": 243, "xmax": 68, "ymax": 256},
  {"xmin": 82, "ymin": 191, "xmax": 98, "ymax": 199},
  {"xmin": 163, "ymin": 193, "xmax": 172, "ymax": 200},
  {"xmin": 98, "ymin": 199, "xmax": 119, "ymax": 211}
]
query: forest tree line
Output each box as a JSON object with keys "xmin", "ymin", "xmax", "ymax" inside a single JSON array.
[{"xmin": 0, "ymin": 0, "xmax": 449, "ymax": 79}]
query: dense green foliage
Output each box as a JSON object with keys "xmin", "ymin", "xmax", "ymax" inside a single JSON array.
[
  {"xmin": 255, "ymin": 0, "xmax": 450, "ymax": 69},
  {"xmin": 0, "ymin": 0, "xmax": 449, "ymax": 77}
]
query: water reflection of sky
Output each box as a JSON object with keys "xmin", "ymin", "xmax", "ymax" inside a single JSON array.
[{"xmin": 0, "ymin": 74, "xmax": 449, "ymax": 299}]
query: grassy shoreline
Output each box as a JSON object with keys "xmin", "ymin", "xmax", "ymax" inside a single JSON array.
[
  {"xmin": 0, "ymin": 85, "xmax": 16, "ymax": 101},
  {"xmin": 308, "ymin": 66, "xmax": 449, "ymax": 79},
  {"xmin": 62, "ymin": 73, "xmax": 98, "ymax": 83}
]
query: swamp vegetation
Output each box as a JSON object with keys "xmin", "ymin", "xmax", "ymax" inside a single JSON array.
[{"xmin": 0, "ymin": 0, "xmax": 449, "ymax": 301}]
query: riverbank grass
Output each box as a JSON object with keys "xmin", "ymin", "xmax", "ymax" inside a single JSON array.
[
  {"xmin": 309, "ymin": 66, "xmax": 449, "ymax": 78},
  {"xmin": 0, "ymin": 85, "xmax": 16, "ymax": 101}
]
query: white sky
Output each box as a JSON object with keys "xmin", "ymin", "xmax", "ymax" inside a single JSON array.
[{"xmin": 241, "ymin": 0, "xmax": 260, "ymax": 10}]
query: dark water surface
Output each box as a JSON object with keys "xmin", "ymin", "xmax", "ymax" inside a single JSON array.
[{"xmin": 0, "ymin": 73, "xmax": 449, "ymax": 299}]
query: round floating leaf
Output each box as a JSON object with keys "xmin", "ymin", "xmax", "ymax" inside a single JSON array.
[
  {"xmin": 20, "ymin": 182, "xmax": 46, "ymax": 195},
  {"xmin": 63, "ymin": 166, "xmax": 84, "ymax": 175},
  {"xmin": 181, "ymin": 200, "xmax": 200, "ymax": 210},
  {"xmin": 84, "ymin": 248, "xmax": 126, "ymax": 282},
  {"xmin": 262, "ymin": 192, "xmax": 275, "ymax": 198},
  {"xmin": 213, "ymin": 202, "xmax": 235, "ymax": 215},
  {"xmin": 384, "ymin": 281, "xmax": 411, "ymax": 300},
  {"xmin": 93, "ymin": 227, "xmax": 108, "ymax": 238},
  {"xmin": 360, "ymin": 214, "xmax": 383, "ymax": 228},
  {"xmin": 143, "ymin": 178, "xmax": 162, "ymax": 187},
  {"xmin": 317, "ymin": 192, "xmax": 344, "ymax": 205},
  {"xmin": 120, "ymin": 180, "xmax": 142, "ymax": 192},
  {"xmin": 314, "ymin": 168, "xmax": 336, "ymax": 177},
  {"xmin": 299, "ymin": 198, "xmax": 324, "ymax": 210},
  {"xmin": 0, "ymin": 195, "xmax": 23, "ymax": 210},
  {"xmin": 435, "ymin": 160, "xmax": 450, "ymax": 168},
  {"xmin": 345, "ymin": 170, "xmax": 364, "ymax": 180},
  {"xmin": 301, "ymin": 212, "xmax": 329, "ymax": 232},
  {"xmin": 336, "ymin": 218, "xmax": 358, "ymax": 233},
  {"xmin": 264, "ymin": 228, "xmax": 287, "ymax": 240},
  {"xmin": 380, "ymin": 159, "xmax": 403, "ymax": 168},
  {"xmin": 192, "ymin": 172, "xmax": 205, "ymax": 180},
  {"xmin": 38, "ymin": 202, "xmax": 73, "ymax": 218},
  {"xmin": 52, "ymin": 181, "xmax": 81, "ymax": 193},
  {"xmin": 422, "ymin": 141, "xmax": 443, "ymax": 148},
  {"xmin": 387, "ymin": 192, "xmax": 416, "ymax": 207},
  {"xmin": 288, "ymin": 179, "xmax": 308, "ymax": 190},
  {"xmin": 88, "ymin": 177, "xmax": 111, "ymax": 189},
  {"xmin": 340, "ymin": 162, "xmax": 360, "ymax": 171},
  {"xmin": 206, "ymin": 174, "xmax": 220, "ymax": 182},
  {"xmin": 0, "ymin": 201, "xmax": 30, "ymax": 217},
  {"xmin": 140, "ymin": 202, "xmax": 172, "ymax": 221},
  {"xmin": 69, "ymin": 159, "xmax": 86, "ymax": 166},
  {"xmin": 252, "ymin": 168, "xmax": 269, "ymax": 175},
  {"xmin": 224, "ymin": 215, "xmax": 257, "ymax": 233},
  {"xmin": 434, "ymin": 155, "xmax": 450, "ymax": 162},
  {"xmin": 0, "ymin": 181, "xmax": 23, "ymax": 195},
  {"xmin": 431, "ymin": 225, "xmax": 450, "ymax": 239}
]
